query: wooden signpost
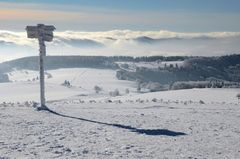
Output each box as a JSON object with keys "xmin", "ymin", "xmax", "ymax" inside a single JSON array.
[{"xmin": 26, "ymin": 24, "xmax": 55, "ymax": 110}]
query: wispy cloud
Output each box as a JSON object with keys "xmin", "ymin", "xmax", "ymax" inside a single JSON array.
[{"xmin": 2, "ymin": 29, "xmax": 240, "ymax": 46}]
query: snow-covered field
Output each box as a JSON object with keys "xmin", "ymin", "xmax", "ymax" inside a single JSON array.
[
  {"xmin": 1, "ymin": 68, "xmax": 240, "ymax": 158},
  {"xmin": 2, "ymin": 68, "xmax": 137, "ymax": 103}
]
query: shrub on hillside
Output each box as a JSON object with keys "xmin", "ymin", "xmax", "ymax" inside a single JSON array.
[
  {"xmin": 125, "ymin": 88, "xmax": 130, "ymax": 94},
  {"xmin": 62, "ymin": 80, "xmax": 71, "ymax": 87},
  {"xmin": 145, "ymin": 82, "xmax": 165, "ymax": 92},
  {"xmin": 0, "ymin": 73, "xmax": 9, "ymax": 83},
  {"xmin": 171, "ymin": 81, "xmax": 210, "ymax": 90},
  {"xmin": 109, "ymin": 89, "xmax": 120, "ymax": 97},
  {"xmin": 237, "ymin": 93, "xmax": 240, "ymax": 98},
  {"xmin": 94, "ymin": 85, "xmax": 102, "ymax": 94}
]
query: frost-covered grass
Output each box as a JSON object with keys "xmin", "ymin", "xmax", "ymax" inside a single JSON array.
[{"xmin": 0, "ymin": 95, "xmax": 239, "ymax": 158}]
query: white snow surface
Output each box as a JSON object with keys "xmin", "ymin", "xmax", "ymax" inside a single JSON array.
[
  {"xmin": 3, "ymin": 68, "xmax": 137, "ymax": 103},
  {"xmin": 1, "ymin": 68, "xmax": 240, "ymax": 158}
]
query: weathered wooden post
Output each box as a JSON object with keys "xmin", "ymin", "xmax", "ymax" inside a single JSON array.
[{"xmin": 26, "ymin": 24, "xmax": 55, "ymax": 110}]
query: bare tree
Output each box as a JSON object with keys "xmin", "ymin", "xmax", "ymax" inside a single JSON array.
[
  {"xmin": 109, "ymin": 89, "xmax": 120, "ymax": 97},
  {"xmin": 94, "ymin": 85, "xmax": 102, "ymax": 94}
]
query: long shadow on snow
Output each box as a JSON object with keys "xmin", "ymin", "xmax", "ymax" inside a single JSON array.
[{"xmin": 45, "ymin": 108, "xmax": 186, "ymax": 136}]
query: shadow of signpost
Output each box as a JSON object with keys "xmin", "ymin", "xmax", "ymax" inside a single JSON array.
[
  {"xmin": 45, "ymin": 107, "xmax": 186, "ymax": 137},
  {"xmin": 111, "ymin": 123, "xmax": 186, "ymax": 136}
]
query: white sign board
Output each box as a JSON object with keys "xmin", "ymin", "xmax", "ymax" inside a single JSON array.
[{"xmin": 26, "ymin": 25, "xmax": 55, "ymax": 42}]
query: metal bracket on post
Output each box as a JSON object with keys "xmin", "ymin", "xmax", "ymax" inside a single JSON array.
[{"xmin": 26, "ymin": 24, "xmax": 55, "ymax": 110}]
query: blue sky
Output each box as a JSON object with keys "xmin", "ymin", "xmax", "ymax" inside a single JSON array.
[
  {"xmin": 0, "ymin": 0, "xmax": 240, "ymax": 31},
  {"xmin": 2, "ymin": 0, "xmax": 240, "ymax": 12}
]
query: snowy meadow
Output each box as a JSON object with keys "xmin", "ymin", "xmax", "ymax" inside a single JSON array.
[{"xmin": 0, "ymin": 64, "xmax": 240, "ymax": 158}]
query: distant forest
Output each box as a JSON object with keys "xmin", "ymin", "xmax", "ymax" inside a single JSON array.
[
  {"xmin": 116, "ymin": 54, "xmax": 240, "ymax": 84},
  {"xmin": 0, "ymin": 55, "xmax": 189, "ymax": 71}
]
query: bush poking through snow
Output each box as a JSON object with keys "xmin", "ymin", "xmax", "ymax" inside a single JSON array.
[
  {"xmin": 152, "ymin": 98, "xmax": 157, "ymax": 102},
  {"xmin": 46, "ymin": 72, "xmax": 53, "ymax": 79},
  {"xmin": 94, "ymin": 85, "xmax": 102, "ymax": 94},
  {"xmin": 236, "ymin": 93, "xmax": 240, "ymax": 98},
  {"xmin": 137, "ymin": 83, "xmax": 141, "ymax": 92},
  {"xmin": 114, "ymin": 100, "xmax": 122, "ymax": 104},
  {"xmin": 89, "ymin": 100, "xmax": 97, "ymax": 103},
  {"xmin": 237, "ymin": 93, "xmax": 240, "ymax": 104},
  {"xmin": 62, "ymin": 80, "xmax": 71, "ymax": 87},
  {"xmin": 146, "ymin": 82, "xmax": 165, "ymax": 92},
  {"xmin": 199, "ymin": 100, "xmax": 205, "ymax": 104},
  {"xmin": 105, "ymin": 99, "xmax": 112, "ymax": 103},
  {"xmin": 109, "ymin": 89, "xmax": 120, "ymax": 97},
  {"xmin": 125, "ymin": 88, "xmax": 130, "ymax": 94},
  {"xmin": 32, "ymin": 102, "xmax": 38, "ymax": 108},
  {"xmin": 0, "ymin": 73, "xmax": 9, "ymax": 83},
  {"xmin": 136, "ymin": 98, "xmax": 144, "ymax": 103}
]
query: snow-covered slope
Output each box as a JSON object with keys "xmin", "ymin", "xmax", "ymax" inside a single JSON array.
[
  {"xmin": 0, "ymin": 92, "xmax": 239, "ymax": 158},
  {"xmin": 3, "ymin": 68, "xmax": 240, "ymax": 104},
  {"xmin": 2, "ymin": 68, "xmax": 137, "ymax": 103},
  {"xmin": 1, "ymin": 68, "xmax": 240, "ymax": 158}
]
